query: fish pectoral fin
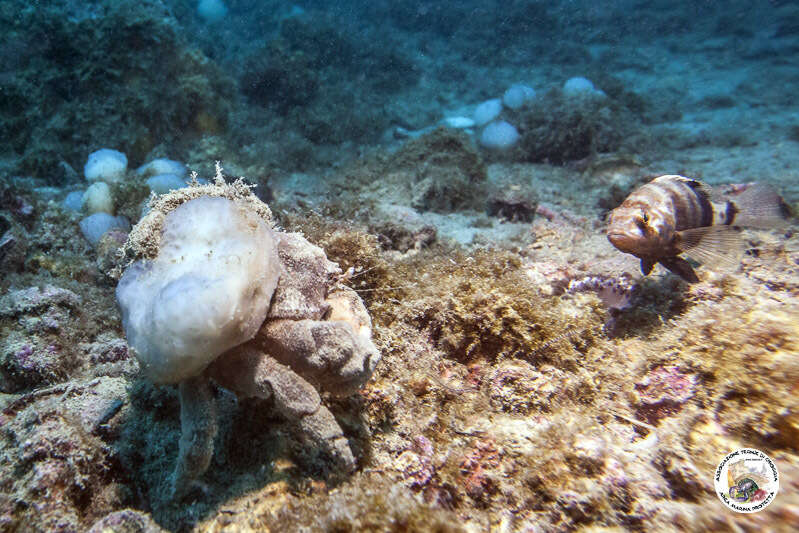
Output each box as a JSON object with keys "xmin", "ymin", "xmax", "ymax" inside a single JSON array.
[
  {"xmin": 659, "ymin": 256, "xmax": 700, "ymax": 283},
  {"xmin": 640, "ymin": 258, "xmax": 655, "ymax": 276},
  {"xmin": 675, "ymin": 226, "xmax": 744, "ymax": 272}
]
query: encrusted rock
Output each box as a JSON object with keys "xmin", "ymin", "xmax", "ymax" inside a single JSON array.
[
  {"xmin": 487, "ymin": 185, "xmax": 538, "ymax": 222},
  {"xmin": 87, "ymin": 509, "xmax": 166, "ymax": 533}
]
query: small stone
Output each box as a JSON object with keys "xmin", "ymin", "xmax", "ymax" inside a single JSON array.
[
  {"xmin": 136, "ymin": 158, "xmax": 187, "ymax": 179},
  {"xmin": 473, "ymin": 98, "xmax": 502, "ymax": 126},
  {"xmin": 146, "ymin": 173, "xmax": 188, "ymax": 194},
  {"xmin": 79, "ymin": 213, "xmax": 131, "ymax": 247},
  {"xmin": 63, "ymin": 191, "xmax": 85, "ymax": 212},
  {"xmin": 503, "ymin": 84, "xmax": 535, "ymax": 110},
  {"xmin": 96, "ymin": 229, "xmax": 129, "ymax": 274},
  {"xmin": 87, "ymin": 509, "xmax": 166, "ymax": 533},
  {"xmin": 635, "ymin": 365, "xmax": 696, "ymax": 424},
  {"xmin": 0, "ymin": 285, "xmax": 81, "ymax": 316},
  {"xmin": 82, "ymin": 182, "xmax": 114, "ymax": 214},
  {"xmin": 441, "ymin": 116, "xmax": 476, "ymax": 129},
  {"xmin": 480, "ymin": 121, "xmax": 520, "ymax": 150},
  {"xmin": 636, "ymin": 366, "xmax": 696, "ymax": 405},
  {"xmin": 487, "ymin": 185, "xmax": 538, "ymax": 222}
]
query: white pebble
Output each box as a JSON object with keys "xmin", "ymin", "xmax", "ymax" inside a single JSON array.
[
  {"xmin": 563, "ymin": 77, "xmax": 605, "ymax": 97},
  {"xmin": 63, "ymin": 191, "xmax": 85, "ymax": 212},
  {"xmin": 441, "ymin": 116, "xmax": 476, "ymax": 129},
  {"xmin": 79, "ymin": 213, "xmax": 130, "ymax": 247},
  {"xmin": 473, "ymin": 98, "xmax": 503, "ymax": 126},
  {"xmin": 480, "ymin": 120, "xmax": 520, "ymax": 150},
  {"xmin": 136, "ymin": 158, "xmax": 187, "ymax": 179},
  {"xmin": 146, "ymin": 174, "xmax": 188, "ymax": 194},
  {"xmin": 84, "ymin": 149, "xmax": 128, "ymax": 184},
  {"xmin": 503, "ymin": 84, "xmax": 536, "ymax": 110},
  {"xmin": 82, "ymin": 182, "xmax": 114, "ymax": 214}
]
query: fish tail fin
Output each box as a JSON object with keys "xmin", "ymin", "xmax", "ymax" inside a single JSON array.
[{"xmin": 725, "ymin": 183, "xmax": 791, "ymax": 228}]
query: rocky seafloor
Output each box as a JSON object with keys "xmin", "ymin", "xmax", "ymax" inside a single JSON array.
[{"xmin": 2, "ymin": 1, "xmax": 799, "ymax": 532}]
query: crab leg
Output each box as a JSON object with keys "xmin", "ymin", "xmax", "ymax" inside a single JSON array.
[
  {"xmin": 171, "ymin": 375, "xmax": 218, "ymax": 499},
  {"xmin": 209, "ymin": 346, "xmax": 356, "ymax": 472}
]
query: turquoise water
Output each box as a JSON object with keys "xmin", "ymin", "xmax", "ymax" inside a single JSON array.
[{"xmin": 1, "ymin": 1, "xmax": 797, "ymax": 190}]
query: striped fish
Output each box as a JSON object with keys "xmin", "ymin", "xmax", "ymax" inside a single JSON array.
[{"xmin": 606, "ymin": 175, "xmax": 788, "ymax": 282}]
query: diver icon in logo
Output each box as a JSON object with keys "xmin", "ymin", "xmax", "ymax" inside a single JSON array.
[{"xmin": 728, "ymin": 472, "xmax": 767, "ymax": 503}]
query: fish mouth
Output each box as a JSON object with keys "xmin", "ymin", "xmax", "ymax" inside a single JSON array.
[
  {"xmin": 607, "ymin": 232, "xmax": 628, "ymax": 245},
  {"xmin": 607, "ymin": 232, "xmax": 636, "ymax": 253}
]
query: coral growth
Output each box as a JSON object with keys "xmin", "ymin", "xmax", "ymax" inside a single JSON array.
[
  {"xmin": 0, "ymin": 377, "xmax": 133, "ymax": 531},
  {"xmin": 274, "ymin": 216, "xmax": 799, "ymax": 532},
  {"xmin": 87, "ymin": 509, "xmax": 165, "ymax": 533},
  {"xmin": 263, "ymin": 478, "xmax": 463, "ymax": 533},
  {"xmin": 377, "ymin": 249, "xmax": 606, "ymax": 364},
  {"xmin": 343, "ymin": 128, "xmax": 488, "ymax": 213},
  {"xmin": 510, "ymin": 88, "xmax": 645, "ymax": 164},
  {"xmin": 0, "ymin": 0, "xmax": 232, "ymax": 177},
  {"xmin": 486, "ymin": 184, "xmax": 539, "ymax": 222},
  {"xmin": 634, "ymin": 365, "xmax": 696, "ymax": 425},
  {"xmin": 395, "ymin": 128, "xmax": 488, "ymax": 213},
  {"xmin": 0, "ymin": 285, "xmax": 82, "ymax": 391}
]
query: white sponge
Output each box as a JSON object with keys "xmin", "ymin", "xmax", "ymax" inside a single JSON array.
[{"xmin": 116, "ymin": 197, "xmax": 280, "ymax": 384}]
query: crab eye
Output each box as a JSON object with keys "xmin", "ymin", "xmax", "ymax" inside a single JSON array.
[{"xmin": 641, "ymin": 212, "xmax": 649, "ymax": 223}]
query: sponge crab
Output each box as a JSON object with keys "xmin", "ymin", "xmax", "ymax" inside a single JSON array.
[{"xmin": 115, "ymin": 169, "xmax": 380, "ymax": 498}]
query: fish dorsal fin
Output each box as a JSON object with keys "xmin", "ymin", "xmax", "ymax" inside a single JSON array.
[
  {"xmin": 676, "ymin": 225, "xmax": 744, "ymax": 272},
  {"xmin": 653, "ymin": 174, "xmax": 695, "ymax": 184},
  {"xmin": 655, "ymin": 174, "xmax": 713, "ymax": 195},
  {"xmin": 655, "ymin": 175, "xmax": 716, "ymax": 211},
  {"xmin": 681, "ymin": 177, "xmax": 713, "ymax": 198},
  {"xmin": 721, "ymin": 183, "xmax": 791, "ymax": 228}
]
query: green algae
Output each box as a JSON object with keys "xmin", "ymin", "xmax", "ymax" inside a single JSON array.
[{"xmin": 0, "ymin": 0, "xmax": 231, "ymax": 179}]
